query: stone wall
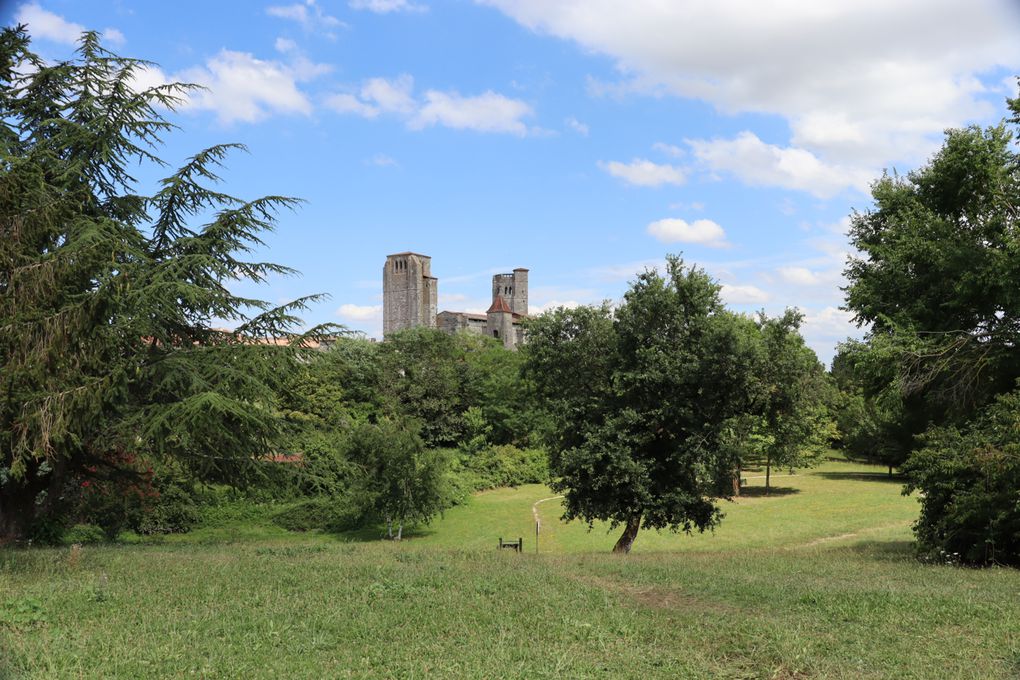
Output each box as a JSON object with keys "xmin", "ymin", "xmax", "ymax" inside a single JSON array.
[{"xmin": 383, "ymin": 252, "xmax": 436, "ymax": 335}]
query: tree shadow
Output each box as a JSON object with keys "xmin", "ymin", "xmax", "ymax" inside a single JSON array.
[
  {"xmin": 847, "ymin": 539, "xmax": 917, "ymax": 563},
  {"xmin": 737, "ymin": 486, "xmax": 800, "ymax": 498},
  {"xmin": 815, "ymin": 471, "xmax": 904, "ymax": 484},
  {"xmin": 333, "ymin": 523, "xmax": 437, "ymax": 543}
]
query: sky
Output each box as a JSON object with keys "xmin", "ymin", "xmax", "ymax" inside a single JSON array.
[{"xmin": 5, "ymin": 0, "xmax": 1020, "ymax": 363}]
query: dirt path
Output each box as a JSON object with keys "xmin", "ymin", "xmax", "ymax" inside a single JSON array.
[
  {"xmin": 798, "ymin": 521, "xmax": 911, "ymax": 547},
  {"xmin": 532, "ymin": 495, "xmax": 564, "ymax": 525}
]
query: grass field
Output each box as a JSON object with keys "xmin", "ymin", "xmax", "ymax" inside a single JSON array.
[{"xmin": 2, "ymin": 458, "xmax": 1018, "ymax": 678}]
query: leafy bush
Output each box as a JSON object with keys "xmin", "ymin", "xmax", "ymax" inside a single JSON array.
[
  {"xmin": 459, "ymin": 445, "xmax": 549, "ymax": 491},
  {"xmin": 270, "ymin": 496, "xmax": 365, "ymax": 533},
  {"xmin": 135, "ymin": 485, "xmax": 200, "ymax": 535},
  {"xmin": 62, "ymin": 524, "xmax": 106, "ymax": 544},
  {"xmin": 904, "ymin": 389, "xmax": 1020, "ymax": 566}
]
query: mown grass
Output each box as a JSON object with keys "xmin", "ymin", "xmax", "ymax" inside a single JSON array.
[{"xmin": 2, "ymin": 458, "xmax": 1018, "ymax": 678}]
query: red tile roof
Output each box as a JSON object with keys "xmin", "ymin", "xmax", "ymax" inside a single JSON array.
[{"xmin": 486, "ymin": 296, "xmax": 513, "ymax": 314}]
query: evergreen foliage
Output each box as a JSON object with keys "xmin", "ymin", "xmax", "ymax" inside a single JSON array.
[{"xmin": 0, "ymin": 28, "xmax": 335, "ymax": 540}]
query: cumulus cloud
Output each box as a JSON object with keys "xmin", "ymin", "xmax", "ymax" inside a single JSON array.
[
  {"xmin": 266, "ymin": 0, "xmax": 345, "ymax": 36},
  {"xmin": 687, "ymin": 132, "xmax": 873, "ymax": 198},
  {"xmin": 720, "ymin": 284, "xmax": 770, "ymax": 305},
  {"xmin": 411, "ymin": 90, "xmax": 533, "ymax": 135},
  {"xmin": 325, "ymin": 93, "xmax": 379, "ymax": 117},
  {"xmin": 326, "ymin": 74, "xmax": 533, "ymax": 135},
  {"xmin": 776, "ymin": 266, "xmax": 825, "ymax": 287},
  {"xmin": 367, "ymin": 153, "xmax": 398, "ymax": 166},
  {"xmin": 178, "ymin": 49, "xmax": 330, "ymax": 124},
  {"xmin": 336, "ymin": 303, "xmax": 383, "ymax": 320},
  {"xmin": 565, "ymin": 116, "xmax": 589, "ymax": 135},
  {"xmin": 530, "ymin": 300, "xmax": 583, "ymax": 314},
  {"xmin": 599, "ymin": 158, "xmax": 686, "ymax": 187},
  {"xmin": 361, "ymin": 75, "xmax": 416, "ymax": 114},
  {"xmin": 800, "ymin": 306, "xmax": 863, "ymax": 361},
  {"xmin": 652, "ymin": 142, "xmax": 684, "ymax": 158},
  {"xmin": 647, "ymin": 218, "xmax": 727, "ymax": 247},
  {"xmin": 275, "ymin": 37, "xmax": 299, "ymax": 53},
  {"xmin": 349, "ymin": 0, "xmax": 427, "ymax": 12},
  {"xmin": 480, "ymin": 0, "xmax": 1020, "ymax": 182},
  {"xmin": 16, "ymin": 3, "xmax": 125, "ymax": 47}
]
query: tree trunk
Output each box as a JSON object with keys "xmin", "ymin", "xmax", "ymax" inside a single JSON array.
[
  {"xmin": 396, "ymin": 522, "xmax": 403, "ymax": 541},
  {"xmin": 0, "ymin": 459, "xmax": 64, "ymax": 543},
  {"xmin": 888, "ymin": 464, "xmax": 893, "ymax": 477},
  {"xmin": 386, "ymin": 518, "xmax": 393, "ymax": 540},
  {"xmin": 765, "ymin": 453, "xmax": 772, "ymax": 495},
  {"xmin": 612, "ymin": 514, "xmax": 642, "ymax": 554},
  {"xmin": 732, "ymin": 464, "xmax": 742, "ymax": 497}
]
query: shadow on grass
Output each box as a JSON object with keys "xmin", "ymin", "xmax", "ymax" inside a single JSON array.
[
  {"xmin": 336, "ymin": 523, "xmax": 438, "ymax": 543},
  {"xmin": 815, "ymin": 471, "xmax": 904, "ymax": 484},
  {"xmin": 848, "ymin": 539, "xmax": 916, "ymax": 563},
  {"xmin": 737, "ymin": 486, "xmax": 800, "ymax": 498}
]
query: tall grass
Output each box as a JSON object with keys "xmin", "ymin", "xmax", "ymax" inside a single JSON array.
[{"xmin": 2, "ymin": 458, "xmax": 1017, "ymax": 678}]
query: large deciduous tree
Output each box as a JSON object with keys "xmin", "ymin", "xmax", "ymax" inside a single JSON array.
[
  {"xmin": 524, "ymin": 256, "xmax": 763, "ymax": 553},
  {"xmin": 842, "ymin": 87, "xmax": 1020, "ymax": 564},
  {"xmin": 0, "ymin": 28, "xmax": 333, "ymax": 540}
]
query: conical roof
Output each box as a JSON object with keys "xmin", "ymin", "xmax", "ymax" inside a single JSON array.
[{"xmin": 486, "ymin": 296, "xmax": 512, "ymax": 314}]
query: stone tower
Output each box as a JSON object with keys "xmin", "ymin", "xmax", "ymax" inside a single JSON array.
[
  {"xmin": 383, "ymin": 252, "xmax": 437, "ymax": 335},
  {"xmin": 490, "ymin": 268, "xmax": 529, "ymax": 316},
  {"xmin": 486, "ymin": 295, "xmax": 517, "ymax": 349}
]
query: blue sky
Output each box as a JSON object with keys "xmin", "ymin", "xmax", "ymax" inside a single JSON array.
[{"xmin": 6, "ymin": 0, "xmax": 1020, "ymax": 363}]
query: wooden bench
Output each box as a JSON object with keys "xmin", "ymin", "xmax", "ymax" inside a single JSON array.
[{"xmin": 499, "ymin": 537, "xmax": 523, "ymax": 553}]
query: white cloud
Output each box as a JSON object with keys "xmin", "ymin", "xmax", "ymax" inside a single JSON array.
[
  {"xmin": 720, "ymin": 284, "xmax": 770, "ymax": 305},
  {"xmin": 349, "ymin": 0, "xmax": 427, "ymax": 12},
  {"xmin": 275, "ymin": 37, "xmax": 298, "ymax": 53},
  {"xmin": 336, "ymin": 303, "xmax": 383, "ymax": 320},
  {"xmin": 361, "ymin": 75, "xmax": 416, "ymax": 114},
  {"xmin": 776, "ymin": 266, "xmax": 824, "ymax": 287},
  {"xmin": 480, "ymin": 0, "xmax": 1020, "ymax": 177},
  {"xmin": 327, "ymin": 77, "xmax": 533, "ymax": 135},
  {"xmin": 530, "ymin": 300, "xmax": 582, "ymax": 314},
  {"xmin": 599, "ymin": 158, "xmax": 686, "ymax": 187},
  {"xmin": 410, "ymin": 90, "xmax": 533, "ymax": 135},
  {"xmin": 102, "ymin": 28, "xmax": 125, "ymax": 46},
  {"xmin": 15, "ymin": 3, "xmax": 125, "ymax": 47},
  {"xmin": 325, "ymin": 93, "xmax": 380, "ymax": 118},
  {"xmin": 16, "ymin": 3, "xmax": 83, "ymax": 44},
  {"xmin": 647, "ymin": 218, "xmax": 727, "ymax": 247},
  {"xmin": 179, "ymin": 49, "xmax": 330, "ymax": 124},
  {"xmin": 800, "ymin": 306, "xmax": 862, "ymax": 356},
  {"xmin": 652, "ymin": 142, "xmax": 684, "ymax": 158},
  {"xmin": 368, "ymin": 154, "xmax": 398, "ymax": 166},
  {"xmin": 565, "ymin": 116, "xmax": 589, "ymax": 135},
  {"xmin": 687, "ymin": 132, "xmax": 873, "ymax": 198},
  {"xmin": 267, "ymin": 0, "xmax": 345, "ymax": 36},
  {"xmin": 127, "ymin": 64, "xmax": 172, "ymax": 95}
]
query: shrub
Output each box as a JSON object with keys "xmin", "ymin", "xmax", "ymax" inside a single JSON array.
[
  {"xmin": 460, "ymin": 445, "xmax": 549, "ymax": 491},
  {"xmin": 270, "ymin": 496, "xmax": 365, "ymax": 533},
  {"xmin": 135, "ymin": 485, "xmax": 200, "ymax": 535},
  {"xmin": 62, "ymin": 524, "xmax": 106, "ymax": 544},
  {"xmin": 904, "ymin": 389, "xmax": 1020, "ymax": 566}
]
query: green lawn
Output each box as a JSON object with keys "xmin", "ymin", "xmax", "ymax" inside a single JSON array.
[{"xmin": 2, "ymin": 458, "xmax": 1018, "ymax": 678}]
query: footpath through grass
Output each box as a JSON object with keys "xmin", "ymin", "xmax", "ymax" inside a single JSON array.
[{"xmin": 2, "ymin": 458, "xmax": 1019, "ymax": 678}]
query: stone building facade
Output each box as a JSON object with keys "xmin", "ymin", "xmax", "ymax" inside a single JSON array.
[
  {"xmin": 382, "ymin": 252, "xmax": 438, "ymax": 335},
  {"xmin": 383, "ymin": 252, "xmax": 528, "ymax": 349}
]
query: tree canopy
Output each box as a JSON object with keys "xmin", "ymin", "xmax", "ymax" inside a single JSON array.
[
  {"xmin": 525, "ymin": 256, "xmax": 788, "ymax": 552},
  {"xmin": 0, "ymin": 28, "xmax": 334, "ymax": 540},
  {"xmin": 840, "ymin": 85, "xmax": 1020, "ymax": 564}
]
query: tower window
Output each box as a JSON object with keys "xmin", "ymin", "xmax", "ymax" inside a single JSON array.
[{"xmin": 493, "ymin": 329, "xmax": 499, "ymax": 338}]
